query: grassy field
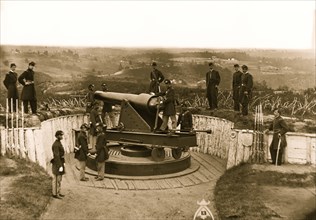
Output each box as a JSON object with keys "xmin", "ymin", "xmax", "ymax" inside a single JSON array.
[
  {"xmin": 214, "ymin": 163, "xmax": 316, "ymax": 219},
  {"xmin": 0, "ymin": 156, "xmax": 51, "ymax": 220}
]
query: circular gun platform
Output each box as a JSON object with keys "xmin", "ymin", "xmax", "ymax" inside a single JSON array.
[{"xmin": 86, "ymin": 145, "xmax": 193, "ymax": 176}]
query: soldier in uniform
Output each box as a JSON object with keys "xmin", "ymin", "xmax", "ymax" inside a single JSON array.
[
  {"xmin": 3, "ymin": 63, "xmax": 19, "ymax": 112},
  {"xmin": 75, "ymin": 123, "xmax": 90, "ymax": 181},
  {"xmin": 149, "ymin": 62, "xmax": 165, "ymax": 94},
  {"xmin": 51, "ymin": 130, "xmax": 65, "ymax": 199},
  {"xmin": 206, "ymin": 63, "xmax": 221, "ymax": 110},
  {"xmin": 239, "ymin": 65, "xmax": 253, "ymax": 116},
  {"xmin": 89, "ymin": 102, "xmax": 102, "ymax": 150},
  {"xmin": 101, "ymin": 83, "xmax": 116, "ymax": 128},
  {"xmin": 18, "ymin": 61, "xmax": 37, "ymax": 114},
  {"xmin": 159, "ymin": 79, "xmax": 177, "ymax": 132},
  {"xmin": 232, "ymin": 64, "xmax": 242, "ymax": 112},
  {"xmin": 265, "ymin": 108, "xmax": 289, "ymax": 165},
  {"xmin": 94, "ymin": 124, "xmax": 109, "ymax": 181},
  {"xmin": 177, "ymin": 103, "xmax": 193, "ymax": 132},
  {"xmin": 86, "ymin": 84, "xmax": 95, "ymax": 113}
]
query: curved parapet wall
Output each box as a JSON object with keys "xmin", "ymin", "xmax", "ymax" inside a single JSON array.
[
  {"xmin": 191, "ymin": 115, "xmax": 234, "ymax": 160},
  {"xmin": 0, "ymin": 113, "xmax": 315, "ymax": 171}
]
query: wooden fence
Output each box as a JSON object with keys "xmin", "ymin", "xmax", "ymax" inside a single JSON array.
[{"xmin": 0, "ymin": 114, "xmax": 315, "ymax": 171}]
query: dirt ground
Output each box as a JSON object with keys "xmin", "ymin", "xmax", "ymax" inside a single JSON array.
[
  {"xmin": 40, "ymin": 181, "xmax": 219, "ymax": 220},
  {"xmin": 40, "ymin": 161, "xmax": 316, "ymax": 220},
  {"xmin": 2, "ymin": 156, "xmax": 314, "ymax": 220}
]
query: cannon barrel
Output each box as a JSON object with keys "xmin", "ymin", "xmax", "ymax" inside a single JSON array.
[{"xmin": 94, "ymin": 91, "xmax": 160, "ymax": 113}]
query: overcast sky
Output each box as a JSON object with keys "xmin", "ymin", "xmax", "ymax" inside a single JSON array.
[{"xmin": 0, "ymin": 1, "xmax": 315, "ymax": 49}]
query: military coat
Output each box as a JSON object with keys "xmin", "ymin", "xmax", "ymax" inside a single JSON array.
[
  {"xmin": 3, "ymin": 71, "xmax": 19, "ymax": 99},
  {"xmin": 149, "ymin": 69, "xmax": 165, "ymax": 93},
  {"xmin": 239, "ymin": 72, "xmax": 253, "ymax": 102},
  {"xmin": 232, "ymin": 70, "xmax": 242, "ymax": 101},
  {"xmin": 177, "ymin": 110, "xmax": 193, "ymax": 131},
  {"xmin": 162, "ymin": 86, "xmax": 176, "ymax": 116},
  {"xmin": 51, "ymin": 139, "xmax": 65, "ymax": 175},
  {"xmin": 18, "ymin": 69, "xmax": 37, "ymax": 101},
  {"xmin": 95, "ymin": 133, "xmax": 109, "ymax": 163},
  {"xmin": 76, "ymin": 131, "xmax": 89, "ymax": 161},
  {"xmin": 268, "ymin": 116, "xmax": 289, "ymax": 150}
]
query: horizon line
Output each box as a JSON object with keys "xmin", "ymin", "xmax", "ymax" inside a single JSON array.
[{"xmin": 1, "ymin": 43, "xmax": 315, "ymax": 51}]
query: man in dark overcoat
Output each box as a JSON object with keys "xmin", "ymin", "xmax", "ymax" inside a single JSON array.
[
  {"xmin": 160, "ymin": 79, "xmax": 177, "ymax": 131},
  {"xmin": 206, "ymin": 62, "xmax": 221, "ymax": 110},
  {"xmin": 94, "ymin": 124, "xmax": 109, "ymax": 181},
  {"xmin": 18, "ymin": 61, "xmax": 37, "ymax": 114},
  {"xmin": 3, "ymin": 63, "xmax": 19, "ymax": 112},
  {"xmin": 239, "ymin": 65, "xmax": 253, "ymax": 116},
  {"xmin": 232, "ymin": 64, "xmax": 242, "ymax": 112},
  {"xmin": 149, "ymin": 62, "xmax": 165, "ymax": 94},
  {"xmin": 265, "ymin": 109, "xmax": 289, "ymax": 165},
  {"xmin": 51, "ymin": 130, "xmax": 65, "ymax": 199},
  {"xmin": 75, "ymin": 123, "xmax": 90, "ymax": 181}
]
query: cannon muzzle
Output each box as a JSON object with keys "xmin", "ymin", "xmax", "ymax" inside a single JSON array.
[{"xmin": 94, "ymin": 91, "xmax": 161, "ymax": 114}]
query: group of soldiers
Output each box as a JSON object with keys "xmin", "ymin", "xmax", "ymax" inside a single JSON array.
[
  {"xmin": 3, "ymin": 62, "xmax": 38, "ymax": 114},
  {"xmin": 3, "ymin": 60, "xmax": 288, "ymax": 200}
]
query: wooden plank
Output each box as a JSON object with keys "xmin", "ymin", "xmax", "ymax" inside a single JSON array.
[
  {"xmin": 235, "ymin": 132, "xmax": 245, "ymax": 166},
  {"xmin": 25, "ymin": 129, "xmax": 36, "ymax": 162},
  {"xmin": 146, "ymin": 180, "xmax": 160, "ymax": 190},
  {"xmin": 0, "ymin": 129, "xmax": 6, "ymax": 156},
  {"xmin": 124, "ymin": 180, "xmax": 136, "ymax": 190},
  {"xmin": 114, "ymin": 179, "xmax": 128, "ymax": 190},
  {"xmin": 18, "ymin": 128, "xmax": 26, "ymax": 158},
  {"xmin": 102, "ymin": 178, "xmax": 116, "ymax": 189},
  {"xmin": 192, "ymin": 153, "xmax": 221, "ymax": 176},
  {"xmin": 192, "ymin": 171, "xmax": 209, "ymax": 183},
  {"xmin": 33, "ymin": 129, "xmax": 46, "ymax": 169},
  {"xmin": 177, "ymin": 176, "xmax": 195, "ymax": 187},
  {"xmin": 187, "ymin": 175, "xmax": 202, "ymax": 185},
  {"xmin": 133, "ymin": 180, "xmax": 148, "ymax": 190},
  {"xmin": 165, "ymin": 178, "xmax": 182, "ymax": 188},
  {"xmin": 311, "ymin": 138, "xmax": 316, "ymax": 165},
  {"xmin": 155, "ymin": 179, "xmax": 171, "ymax": 189}
]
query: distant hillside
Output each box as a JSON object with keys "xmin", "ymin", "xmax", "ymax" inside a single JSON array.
[{"xmin": 0, "ymin": 45, "xmax": 315, "ymax": 107}]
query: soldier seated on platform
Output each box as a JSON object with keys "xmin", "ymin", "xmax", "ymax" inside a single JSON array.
[{"xmin": 177, "ymin": 103, "xmax": 193, "ymax": 132}]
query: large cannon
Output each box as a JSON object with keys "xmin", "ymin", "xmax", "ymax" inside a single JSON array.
[{"xmin": 94, "ymin": 91, "xmax": 198, "ymax": 161}]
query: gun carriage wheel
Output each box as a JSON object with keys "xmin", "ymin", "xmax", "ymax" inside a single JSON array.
[
  {"xmin": 151, "ymin": 146, "xmax": 165, "ymax": 162},
  {"xmin": 171, "ymin": 148, "xmax": 183, "ymax": 159}
]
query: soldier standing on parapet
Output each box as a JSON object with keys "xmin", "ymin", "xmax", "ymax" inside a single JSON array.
[
  {"xmin": 239, "ymin": 65, "xmax": 253, "ymax": 116},
  {"xmin": 3, "ymin": 63, "xmax": 19, "ymax": 112},
  {"xmin": 148, "ymin": 62, "xmax": 165, "ymax": 94},
  {"xmin": 205, "ymin": 62, "xmax": 221, "ymax": 110},
  {"xmin": 232, "ymin": 64, "xmax": 242, "ymax": 112},
  {"xmin": 18, "ymin": 61, "xmax": 37, "ymax": 114}
]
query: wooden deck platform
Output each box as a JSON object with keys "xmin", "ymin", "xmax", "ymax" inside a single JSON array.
[{"xmin": 64, "ymin": 152, "xmax": 227, "ymax": 190}]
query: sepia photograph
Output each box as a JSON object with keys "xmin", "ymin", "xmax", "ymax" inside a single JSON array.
[{"xmin": 0, "ymin": 1, "xmax": 315, "ymax": 219}]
